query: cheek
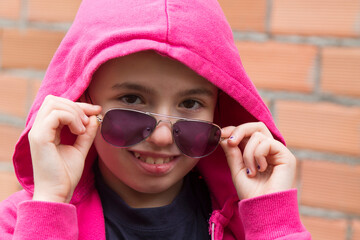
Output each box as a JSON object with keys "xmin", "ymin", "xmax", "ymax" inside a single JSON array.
[
  {"xmin": 94, "ymin": 131, "xmax": 125, "ymax": 166},
  {"xmin": 203, "ymin": 97, "xmax": 217, "ymax": 122},
  {"xmin": 202, "ymin": 107, "xmax": 216, "ymax": 123}
]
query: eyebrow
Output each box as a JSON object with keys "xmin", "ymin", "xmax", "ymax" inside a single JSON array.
[
  {"xmin": 111, "ymin": 82, "xmax": 155, "ymax": 95},
  {"xmin": 111, "ymin": 82, "xmax": 215, "ymax": 98},
  {"xmin": 177, "ymin": 88, "xmax": 215, "ymax": 98}
]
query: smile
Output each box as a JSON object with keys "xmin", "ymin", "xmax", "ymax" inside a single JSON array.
[{"xmin": 132, "ymin": 151, "xmax": 175, "ymax": 165}]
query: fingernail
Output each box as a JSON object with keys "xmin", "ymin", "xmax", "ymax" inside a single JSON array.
[
  {"xmin": 246, "ymin": 168, "xmax": 251, "ymax": 175},
  {"xmin": 229, "ymin": 136, "xmax": 235, "ymax": 140},
  {"xmin": 257, "ymin": 165, "xmax": 260, "ymax": 170}
]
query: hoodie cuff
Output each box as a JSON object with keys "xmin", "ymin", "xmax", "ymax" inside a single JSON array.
[
  {"xmin": 14, "ymin": 200, "xmax": 78, "ymax": 240},
  {"xmin": 239, "ymin": 189, "xmax": 310, "ymax": 240}
]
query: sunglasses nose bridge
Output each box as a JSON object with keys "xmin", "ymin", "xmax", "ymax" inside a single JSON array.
[
  {"xmin": 150, "ymin": 112, "xmax": 176, "ymax": 128},
  {"xmin": 145, "ymin": 118, "xmax": 175, "ymax": 147},
  {"xmin": 156, "ymin": 119, "xmax": 173, "ymax": 127}
]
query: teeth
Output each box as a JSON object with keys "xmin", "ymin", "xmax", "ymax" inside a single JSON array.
[
  {"xmin": 155, "ymin": 158, "xmax": 164, "ymax": 164},
  {"xmin": 146, "ymin": 157, "xmax": 155, "ymax": 164},
  {"xmin": 134, "ymin": 152, "xmax": 141, "ymax": 159},
  {"xmin": 133, "ymin": 152, "xmax": 172, "ymax": 164}
]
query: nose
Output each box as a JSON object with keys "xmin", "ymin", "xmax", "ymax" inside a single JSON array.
[{"xmin": 145, "ymin": 121, "xmax": 174, "ymax": 147}]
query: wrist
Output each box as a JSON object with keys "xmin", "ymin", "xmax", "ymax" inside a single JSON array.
[{"xmin": 32, "ymin": 191, "xmax": 71, "ymax": 203}]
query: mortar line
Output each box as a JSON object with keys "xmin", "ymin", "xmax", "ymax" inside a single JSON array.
[
  {"xmin": 0, "ymin": 114, "xmax": 26, "ymax": 127},
  {"xmin": 300, "ymin": 206, "xmax": 360, "ymax": 220},
  {"xmin": 232, "ymin": 32, "xmax": 360, "ymax": 47},
  {"xmin": 313, "ymin": 46, "xmax": 322, "ymax": 96},
  {"xmin": 19, "ymin": 0, "xmax": 28, "ymax": 29},
  {"xmin": 258, "ymin": 90, "xmax": 360, "ymax": 106},
  {"xmin": 265, "ymin": 0, "xmax": 273, "ymax": 36},
  {"xmin": 292, "ymin": 149, "xmax": 360, "ymax": 165},
  {"xmin": 346, "ymin": 218, "xmax": 353, "ymax": 240},
  {"xmin": 0, "ymin": 162, "xmax": 14, "ymax": 172},
  {"xmin": 296, "ymin": 158, "xmax": 303, "ymax": 205},
  {"xmin": 28, "ymin": 22, "xmax": 73, "ymax": 32}
]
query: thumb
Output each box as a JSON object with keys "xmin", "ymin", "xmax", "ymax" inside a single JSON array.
[
  {"xmin": 220, "ymin": 139, "xmax": 247, "ymax": 180},
  {"xmin": 73, "ymin": 115, "xmax": 99, "ymax": 157}
]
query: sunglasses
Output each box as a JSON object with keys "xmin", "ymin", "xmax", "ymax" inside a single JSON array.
[{"xmin": 96, "ymin": 108, "xmax": 222, "ymax": 158}]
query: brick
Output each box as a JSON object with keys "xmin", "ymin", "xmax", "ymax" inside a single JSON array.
[
  {"xmin": 31, "ymin": 79, "xmax": 42, "ymax": 102},
  {"xmin": 271, "ymin": 0, "xmax": 360, "ymax": 37},
  {"xmin": 1, "ymin": 28, "xmax": 65, "ymax": 70},
  {"xmin": 0, "ymin": 124, "xmax": 23, "ymax": 162},
  {"xmin": 276, "ymin": 101, "xmax": 360, "ymax": 156},
  {"xmin": 28, "ymin": 0, "xmax": 82, "ymax": 22},
  {"xmin": 218, "ymin": 0, "xmax": 266, "ymax": 32},
  {"xmin": 0, "ymin": 171, "xmax": 21, "ymax": 201},
  {"xmin": 321, "ymin": 47, "xmax": 360, "ymax": 98},
  {"xmin": 0, "ymin": 74, "xmax": 29, "ymax": 118},
  {"xmin": 352, "ymin": 220, "xmax": 360, "ymax": 240},
  {"xmin": 301, "ymin": 216, "xmax": 347, "ymax": 240},
  {"xmin": 236, "ymin": 41, "xmax": 317, "ymax": 92},
  {"xmin": 301, "ymin": 160, "xmax": 360, "ymax": 214},
  {"xmin": 0, "ymin": 0, "xmax": 21, "ymax": 20}
]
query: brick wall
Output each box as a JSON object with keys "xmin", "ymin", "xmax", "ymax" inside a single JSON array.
[{"xmin": 0, "ymin": 1, "xmax": 359, "ymax": 239}]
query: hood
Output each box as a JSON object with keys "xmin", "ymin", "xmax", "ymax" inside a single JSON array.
[{"xmin": 13, "ymin": 0, "xmax": 284, "ymax": 207}]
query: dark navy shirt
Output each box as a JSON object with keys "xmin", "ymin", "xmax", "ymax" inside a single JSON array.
[{"xmin": 95, "ymin": 169, "xmax": 211, "ymax": 240}]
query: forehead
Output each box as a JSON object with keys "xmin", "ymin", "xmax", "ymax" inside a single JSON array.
[{"xmin": 90, "ymin": 51, "xmax": 216, "ymax": 92}]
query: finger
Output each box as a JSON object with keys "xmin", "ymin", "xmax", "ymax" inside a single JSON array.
[
  {"xmin": 220, "ymin": 138, "xmax": 245, "ymax": 179},
  {"xmin": 35, "ymin": 96, "xmax": 86, "ymax": 129},
  {"xmin": 253, "ymin": 138, "xmax": 271, "ymax": 172},
  {"xmin": 266, "ymin": 139, "xmax": 296, "ymax": 166},
  {"xmin": 73, "ymin": 115, "xmax": 99, "ymax": 157},
  {"xmin": 31, "ymin": 96, "xmax": 102, "ymax": 145},
  {"xmin": 222, "ymin": 126, "xmax": 249, "ymax": 151},
  {"xmin": 226, "ymin": 122, "xmax": 273, "ymax": 147},
  {"xmin": 76, "ymin": 103, "xmax": 102, "ymax": 125},
  {"xmin": 29, "ymin": 109, "xmax": 84, "ymax": 148},
  {"xmin": 45, "ymin": 110, "xmax": 86, "ymax": 138},
  {"xmin": 75, "ymin": 102, "xmax": 102, "ymax": 123},
  {"xmin": 242, "ymin": 132, "xmax": 267, "ymax": 177},
  {"xmin": 40, "ymin": 96, "xmax": 97, "ymax": 126},
  {"xmin": 221, "ymin": 126, "xmax": 236, "ymax": 139}
]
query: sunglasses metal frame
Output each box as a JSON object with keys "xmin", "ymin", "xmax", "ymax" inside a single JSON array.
[{"xmin": 96, "ymin": 108, "xmax": 223, "ymax": 158}]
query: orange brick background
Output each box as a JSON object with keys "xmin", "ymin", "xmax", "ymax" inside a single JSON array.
[{"xmin": 0, "ymin": 1, "xmax": 359, "ymax": 239}]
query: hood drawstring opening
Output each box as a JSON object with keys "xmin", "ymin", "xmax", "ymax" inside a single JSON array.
[
  {"xmin": 211, "ymin": 222, "xmax": 215, "ymax": 240},
  {"xmin": 209, "ymin": 210, "xmax": 228, "ymax": 240},
  {"xmin": 208, "ymin": 196, "xmax": 238, "ymax": 239}
]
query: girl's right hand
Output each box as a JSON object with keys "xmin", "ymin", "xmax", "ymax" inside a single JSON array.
[{"xmin": 28, "ymin": 95, "xmax": 102, "ymax": 203}]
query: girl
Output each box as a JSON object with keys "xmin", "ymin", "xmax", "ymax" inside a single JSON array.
[{"xmin": 0, "ymin": 0, "xmax": 311, "ymax": 239}]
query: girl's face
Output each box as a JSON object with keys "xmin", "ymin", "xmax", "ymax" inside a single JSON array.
[{"xmin": 88, "ymin": 51, "xmax": 218, "ymax": 207}]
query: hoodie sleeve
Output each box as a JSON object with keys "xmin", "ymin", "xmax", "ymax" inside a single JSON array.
[
  {"xmin": 0, "ymin": 193, "xmax": 79, "ymax": 240},
  {"xmin": 13, "ymin": 201, "xmax": 78, "ymax": 240},
  {"xmin": 238, "ymin": 189, "xmax": 311, "ymax": 240},
  {"xmin": 0, "ymin": 196, "xmax": 18, "ymax": 239}
]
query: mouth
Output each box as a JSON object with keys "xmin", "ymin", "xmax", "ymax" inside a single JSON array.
[{"xmin": 130, "ymin": 151, "xmax": 176, "ymax": 165}]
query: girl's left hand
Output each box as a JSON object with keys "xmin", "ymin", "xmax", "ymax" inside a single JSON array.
[{"xmin": 220, "ymin": 122, "xmax": 296, "ymax": 200}]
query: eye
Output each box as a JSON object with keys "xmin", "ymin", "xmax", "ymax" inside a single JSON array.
[
  {"xmin": 179, "ymin": 99, "xmax": 202, "ymax": 110},
  {"xmin": 119, "ymin": 94, "xmax": 144, "ymax": 105}
]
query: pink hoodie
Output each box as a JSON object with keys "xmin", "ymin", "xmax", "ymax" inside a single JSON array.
[{"xmin": 0, "ymin": 0, "xmax": 311, "ymax": 239}]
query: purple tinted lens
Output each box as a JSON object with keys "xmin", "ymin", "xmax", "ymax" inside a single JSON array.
[
  {"xmin": 173, "ymin": 120, "xmax": 221, "ymax": 158},
  {"xmin": 101, "ymin": 109, "xmax": 156, "ymax": 147}
]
